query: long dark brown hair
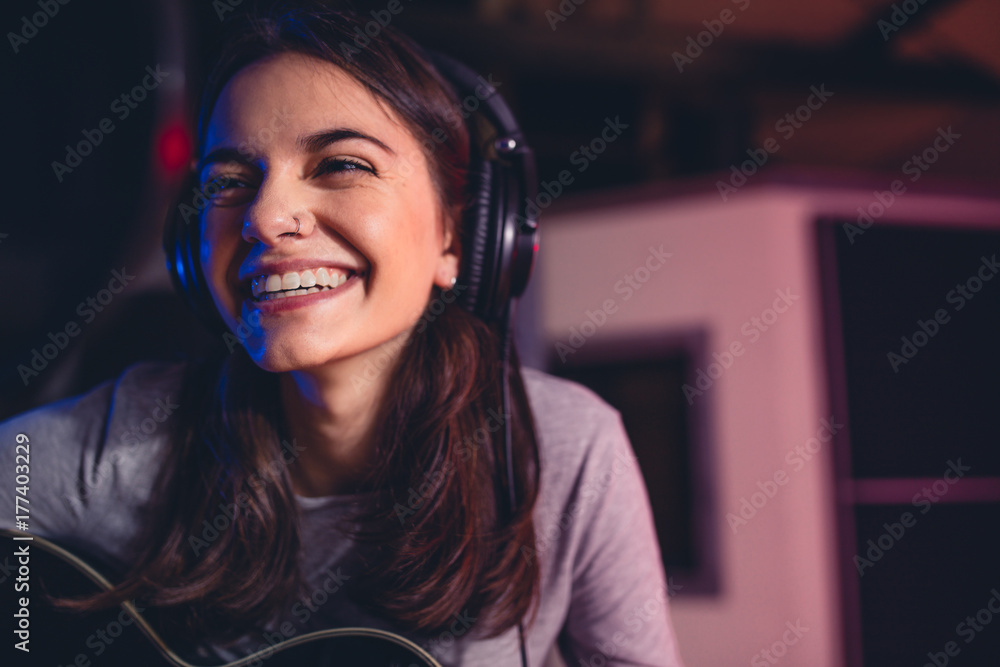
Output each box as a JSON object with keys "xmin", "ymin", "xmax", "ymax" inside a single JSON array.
[{"xmin": 59, "ymin": 1, "xmax": 541, "ymax": 646}]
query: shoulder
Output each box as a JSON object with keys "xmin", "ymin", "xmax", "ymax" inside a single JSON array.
[
  {"xmin": 520, "ymin": 366, "xmax": 627, "ymax": 465},
  {"xmin": 519, "ymin": 366, "xmax": 635, "ymax": 516},
  {"xmin": 0, "ymin": 360, "xmax": 189, "ymax": 559},
  {"xmin": 0, "ymin": 360, "xmax": 188, "ymax": 447},
  {"xmin": 97, "ymin": 360, "xmax": 189, "ymax": 442},
  {"xmin": 520, "ymin": 366, "xmax": 623, "ymax": 438},
  {"xmin": 518, "ymin": 368, "xmax": 686, "ymax": 666}
]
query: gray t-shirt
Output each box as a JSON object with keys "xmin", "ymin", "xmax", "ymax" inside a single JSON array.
[{"xmin": 0, "ymin": 361, "xmax": 684, "ymax": 666}]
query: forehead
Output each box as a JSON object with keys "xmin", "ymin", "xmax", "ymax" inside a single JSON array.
[{"xmin": 203, "ymin": 52, "xmax": 406, "ymax": 152}]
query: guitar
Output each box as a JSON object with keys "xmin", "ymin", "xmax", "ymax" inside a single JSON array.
[{"xmin": 1, "ymin": 528, "xmax": 442, "ymax": 666}]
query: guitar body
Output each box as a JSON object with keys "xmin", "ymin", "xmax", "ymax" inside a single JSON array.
[{"xmin": 1, "ymin": 529, "xmax": 442, "ymax": 666}]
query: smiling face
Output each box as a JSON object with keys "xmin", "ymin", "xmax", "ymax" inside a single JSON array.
[{"xmin": 198, "ymin": 52, "xmax": 460, "ymax": 373}]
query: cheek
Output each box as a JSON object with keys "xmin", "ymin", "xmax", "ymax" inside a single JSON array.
[
  {"xmin": 380, "ymin": 216, "xmax": 443, "ymax": 295},
  {"xmin": 198, "ymin": 223, "xmax": 223, "ymax": 287},
  {"xmin": 398, "ymin": 185, "xmax": 447, "ymax": 266},
  {"xmin": 198, "ymin": 215, "xmax": 242, "ymax": 314},
  {"xmin": 359, "ymin": 183, "xmax": 442, "ymax": 272}
]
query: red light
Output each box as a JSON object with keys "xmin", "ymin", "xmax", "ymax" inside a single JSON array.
[{"xmin": 157, "ymin": 123, "xmax": 191, "ymax": 173}]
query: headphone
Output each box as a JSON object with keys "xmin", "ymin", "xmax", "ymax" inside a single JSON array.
[{"xmin": 163, "ymin": 51, "xmax": 538, "ymax": 329}]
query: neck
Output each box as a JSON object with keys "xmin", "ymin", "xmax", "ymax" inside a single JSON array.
[{"xmin": 279, "ymin": 337, "xmax": 406, "ymax": 497}]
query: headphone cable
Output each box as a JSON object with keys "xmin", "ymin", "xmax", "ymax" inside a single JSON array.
[{"xmin": 498, "ymin": 299, "xmax": 529, "ymax": 667}]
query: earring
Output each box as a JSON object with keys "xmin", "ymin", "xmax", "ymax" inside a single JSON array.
[{"xmin": 450, "ymin": 276, "xmax": 457, "ymax": 289}]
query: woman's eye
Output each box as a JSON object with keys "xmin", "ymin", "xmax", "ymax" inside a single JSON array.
[
  {"xmin": 199, "ymin": 174, "xmax": 258, "ymax": 206},
  {"xmin": 315, "ymin": 157, "xmax": 376, "ymax": 177},
  {"xmin": 204, "ymin": 175, "xmax": 253, "ymax": 193}
]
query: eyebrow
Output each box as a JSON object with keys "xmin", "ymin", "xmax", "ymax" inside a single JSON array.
[
  {"xmin": 197, "ymin": 147, "xmax": 249, "ymax": 175},
  {"xmin": 197, "ymin": 127, "xmax": 395, "ymax": 174},
  {"xmin": 298, "ymin": 128, "xmax": 395, "ymax": 155}
]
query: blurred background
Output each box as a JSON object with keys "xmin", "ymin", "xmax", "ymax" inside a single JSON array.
[{"xmin": 2, "ymin": 0, "xmax": 999, "ymax": 665}]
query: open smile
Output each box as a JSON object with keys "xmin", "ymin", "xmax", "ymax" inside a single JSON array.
[{"xmin": 249, "ymin": 267, "xmax": 357, "ymax": 302}]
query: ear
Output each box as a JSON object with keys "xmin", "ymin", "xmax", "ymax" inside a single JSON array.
[{"xmin": 433, "ymin": 206, "xmax": 462, "ymax": 290}]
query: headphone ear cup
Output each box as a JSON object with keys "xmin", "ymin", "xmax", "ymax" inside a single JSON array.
[
  {"xmin": 423, "ymin": 49, "xmax": 537, "ymax": 322},
  {"xmin": 163, "ymin": 174, "xmax": 228, "ymax": 334},
  {"xmin": 504, "ymin": 165, "xmax": 537, "ymax": 302},
  {"xmin": 163, "ymin": 172, "xmax": 199, "ymax": 306},
  {"xmin": 457, "ymin": 159, "xmax": 498, "ymax": 319}
]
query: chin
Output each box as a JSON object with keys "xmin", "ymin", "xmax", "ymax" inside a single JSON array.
[
  {"xmin": 247, "ymin": 353, "xmax": 298, "ymax": 374},
  {"xmin": 242, "ymin": 331, "xmax": 367, "ymax": 374},
  {"xmin": 243, "ymin": 338, "xmax": 323, "ymax": 373}
]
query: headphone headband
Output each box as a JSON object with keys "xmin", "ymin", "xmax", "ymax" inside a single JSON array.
[{"xmin": 423, "ymin": 50, "xmax": 538, "ymax": 320}]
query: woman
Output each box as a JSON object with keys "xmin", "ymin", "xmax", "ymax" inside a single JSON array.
[{"xmin": 0, "ymin": 4, "xmax": 684, "ymax": 665}]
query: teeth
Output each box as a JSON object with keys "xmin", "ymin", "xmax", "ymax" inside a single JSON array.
[{"xmin": 250, "ymin": 267, "xmax": 355, "ymax": 300}]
